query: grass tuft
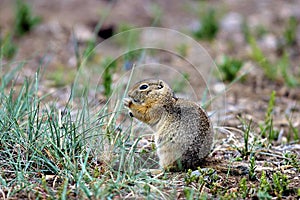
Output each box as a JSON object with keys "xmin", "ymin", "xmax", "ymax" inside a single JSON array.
[
  {"xmin": 272, "ymin": 172, "xmax": 290, "ymax": 199},
  {"xmin": 260, "ymin": 91, "xmax": 277, "ymax": 141},
  {"xmin": 101, "ymin": 57, "xmax": 117, "ymax": 98},
  {"xmin": 217, "ymin": 56, "xmax": 244, "ymax": 82},
  {"xmin": 249, "ymin": 154, "xmax": 257, "ymax": 181},
  {"xmin": 284, "ymin": 16, "xmax": 298, "ymax": 46},
  {"xmin": 14, "ymin": 0, "xmax": 41, "ymax": 37},
  {"xmin": 0, "ymin": 32, "xmax": 18, "ymax": 60},
  {"xmin": 193, "ymin": 9, "xmax": 219, "ymax": 41},
  {"xmin": 249, "ymin": 36, "xmax": 276, "ymax": 80}
]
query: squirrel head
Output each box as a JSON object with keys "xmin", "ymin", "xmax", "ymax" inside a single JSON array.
[{"xmin": 128, "ymin": 79, "xmax": 175, "ymax": 108}]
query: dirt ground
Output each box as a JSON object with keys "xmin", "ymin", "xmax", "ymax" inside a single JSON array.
[{"xmin": 0, "ymin": 0, "xmax": 300, "ymax": 199}]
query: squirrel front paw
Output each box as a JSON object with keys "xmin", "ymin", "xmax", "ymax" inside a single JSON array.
[
  {"xmin": 129, "ymin": 111, "xmax": 134, "ymax": 117},
  {"xmin": 123, "ymin": 98, "xmax": 134, "ymax": 117}
]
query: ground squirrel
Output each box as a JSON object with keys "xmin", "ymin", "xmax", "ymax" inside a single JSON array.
[{"xmin": 124, "ymin": 79, "xmax": 213, "ymax": 171}]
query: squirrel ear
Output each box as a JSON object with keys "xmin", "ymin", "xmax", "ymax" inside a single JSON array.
[
  {"xmin": 172, "ymin": 92, "xmax": 178, "ymax": 100},
  {"xmin": 158, "ymin": 80, "xmax": 164, "ymax": 89}
]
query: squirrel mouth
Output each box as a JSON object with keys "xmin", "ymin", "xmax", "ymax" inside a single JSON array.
[{"xmin": 131, "ymin": 97, "xmax": 143, "ymax": 104}]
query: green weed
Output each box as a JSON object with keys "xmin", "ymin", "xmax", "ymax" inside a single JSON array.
[
  {"xmin": 217, "ymin": 56, "xmax": 244, "ymax": 82},
  {"xmin": 283, "ymin": 152, "xmax": 300, "ymax": 172},
  {"xmin": 259, "ymin": 171, "xmax": 271, "ymax": 196},
  {"xmin": 287, "ymin": 116, "xmax": 299, "ymax": 142},
  {"xmin": 185, "ymin": 168, "xmax": 219, "ymax": 192},
  {"xmin": 14, "ymin": 0, "xmax": 41, "ymax": 37},
  {"xmin": 239, "ymin": 177, "xmax": 248, "ymax": 198},
  {"xmin": 183, "ymin": 187, "xmax": 196, "ymax": 200},
  {"xmin": 272, "ymin": 172, "xmax": 289, "ymax": 198},
  {"xmin": 0, "ymin": 32, "xmax": 18, "ymax": 60},
  {"xmin": 278, "ymin": 51, "xmax": 298, "ymax": 87},
  {"xmin": 284, "ymin": 16, "xmax": 298, "ymax": 46},
  {"xmin": 193, "ymin": 9, "xmax": 219, "ymax": 41},
  {"xmin": 82, "ymin": 38, "xmax": 97, "ymax": 62},
  {"xmin": 249, "ymin": 154, "xmax": 257, "ymax": 181},
  {"xmin": 235, "ymin": 118, "xmax": 253, "ymax": 158},
  {"xmin": 184, "ymin": 168, "xmax": 219, "ymax": 199},
  {"xmin": 101, "ymin": 57, "xmax": 117, "ymax": 98},
  {"xmin": 259, "ymin": 91, "xmax": 278, "ymax": 141},
  {"xmin": 249, "ymin": 36, "xmax": 276, "ymax": 80},
  {"xmin": 243, "ymin": 120, "xmax": 252, "ymax": 157},
  {"xmin": 185, "ymin": 169, "xmax": 200, "ymax": 185}
]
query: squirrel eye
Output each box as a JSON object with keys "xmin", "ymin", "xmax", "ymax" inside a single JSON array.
[{"xmin": 139, "ymin": 84, "xmax": 148, "ymax": 90}]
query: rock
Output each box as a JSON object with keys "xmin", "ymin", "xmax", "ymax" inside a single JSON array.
[
  {"xmin": 260, "ymin": 34, "xmax": 277, "ymax": 51},
  {"xmin": 73, "ymin": 25, "xmax": 94, "ymax": 42},
  {"xmin": 213, "ymin": 82, "xmax": 226, "ymax": 94},
  {"xmin": 220, "ymin": 12, "xmax": 243, "ymax": 32}
]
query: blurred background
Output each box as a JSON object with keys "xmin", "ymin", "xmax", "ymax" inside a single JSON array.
[
  {"xmin": 1, "ymin": 0, "xmax": 299, "ymax": 77},
  {"xmin": 0, "ymin": 1, "xmax": 300, "ymax": 198}
]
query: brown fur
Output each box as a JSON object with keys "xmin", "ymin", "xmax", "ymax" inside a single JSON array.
[{"xmin": 124, "ymin": 79, "xmax": 213, "ymax": 171}]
